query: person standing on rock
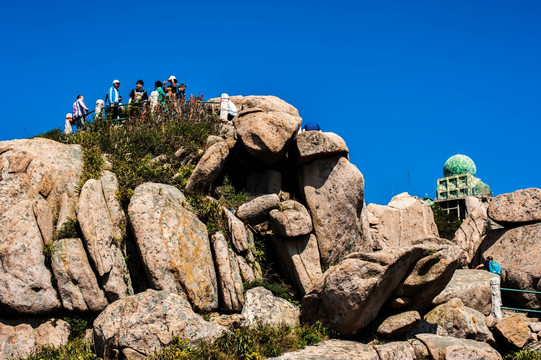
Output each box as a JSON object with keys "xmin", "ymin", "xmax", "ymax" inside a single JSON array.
[
  {"xmin": 220, "ymin": 93, "xmax": 238, "ymax": 121},
  {"xmin": 72, "ymin": 94, "xmax": 89, "ymax": 129},
  {"xmin": 105, "ymin": 79, "xmax": 121, "ymax": 119}
]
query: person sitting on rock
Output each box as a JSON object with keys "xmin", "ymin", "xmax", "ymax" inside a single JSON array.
[{"xmin": 475, "ymin": 255, "xmax": 502, "ymax": 275}]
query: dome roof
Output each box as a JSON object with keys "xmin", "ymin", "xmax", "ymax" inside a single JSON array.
[
  {"xmin": 473, "ymin": 182, "xmax": 492, "ymax": 196},
  {"xmin": 443, "ymin": 154, "xmax": 476, "ymax": 177}
]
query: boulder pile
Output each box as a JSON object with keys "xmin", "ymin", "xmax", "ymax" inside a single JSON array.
[{"xmin": 0, "ymin": 96, "xmax": 539, "ymax": 359}]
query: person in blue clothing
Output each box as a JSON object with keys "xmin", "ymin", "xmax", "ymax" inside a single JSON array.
[
  {"xmin": 475, "ymin": 255, "xmax": 502, "ymax": 275},
  {"xmin": 105, "ymin": 79, "xmax": 121, "ymax": 119},
  {"xmin": 302, "ymin": 122, "xmax": 321, "ymax": 132}
]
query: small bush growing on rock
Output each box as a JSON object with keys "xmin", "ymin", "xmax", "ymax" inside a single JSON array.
[
  {"xmin": 24, "ymin": 338, "xmax": 98, "ymax": 360},
  {"xmin": 505, "ymin": 349, "xmax": 541, "ymax": 360},
  {"xmin": 148, "ymin": 322, "xmax": 329, "ymax": 360},
  {"xmin": 432, "ymin": 205, "xmax": 462, "ymax": 240},
  {"xmin": 245, "ymin": 279, "xmax": 299, "ymax": 307},
  {"xmin": 54, "ymin": 218, "xmax": 80, "ymax": 240}
]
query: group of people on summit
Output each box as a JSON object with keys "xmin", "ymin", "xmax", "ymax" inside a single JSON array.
[{"xmin": 65, "ymin": 76, "xmax": 188, "ymax": 134}]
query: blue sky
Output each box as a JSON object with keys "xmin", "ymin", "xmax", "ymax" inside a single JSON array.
[{"xmin": 2, "ymin": 0, "xmax": 540, "ymax": 205}]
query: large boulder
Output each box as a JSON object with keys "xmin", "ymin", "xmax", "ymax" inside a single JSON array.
[
  {"xmin": 476, "ymin": 222, "xmax": 541, "ymax": 308},
  {"xmin": 51, "ymin": 238, "xmax": 108, "ymax": 312},
  {"xmin": 0, "ymin": 201, "xmax": 60, "ymax": 315},
  {"xmin": 494, "ymin": 315, "xmax": 532, "ymax": 349},
  {"xmin": 270, "ymin": 339, "xmax": 380, "ymax": 360},
  {"xmin": 453, "ymin": 207, "xmax": 488, "ymax": 266},
  {"xmin": 366, "ymin": 193, "xmax": 439, "ymax": 249},
  {"xmin": 432, "ymin": 269, "xmax": 500, "ymax": 316},
  {"xmin": 391, "ymin": 241, "xmax": 460, "ymax": 312},
  {"xmin": 77, "ymin": 178, "xmax": 133, "ymax": 301},
  {"xmin": 211, "ymin": 232, "xmax": 244, "ymax": 312},
  {"xmin": 0, "ymin": 319, "xmax": 70, "ymax": 360},
  {"xmin": 241, "ymin": 287, "xmax": 300, "ymax": 328},
  {"xmin": 415, "ymin": 334, "xmax": 502, "ymax": 360},
  {"xmin": 424, "ymin": 298, "xmax": 494, "ymax": 343},
  {"xmin": 272, "ymin": 234, "xmax": 322, "ymax": 296},
  {"xmin": 299, "ymin": 156, "xmax": 370, "ymax": 267},
  {"xmin": 302, "ymin": 243, "xmax": 456, "ymax": 336},
  {"xmin": 269, "ymin": 200, "xmax": 312, "ymax": 238},
  {"xmin": 93, "ymin": 290, "xmax": 227, "ymax": 359},
  {"xmin": 376, "ymin": 311, "xmax": 421, "ymax": 339},
  {"xmin": 236, "ymin": 193, "xmax": 280, "ymax": 225},
  {"xmin": 233, "ymin": 96, "xmax": 302, "ymax": 164},
  {"xmin": 488, "ymin": 188, "xmax": 541, "ymax": 224},
  {"xmin": 0, "ymin": 138, "xmax": 82, "ymax": 220},
  {"xmin": 185, "ymin": 139, "xmax": 231, "ymax": 195},
  {"xmin": 128, "ymin": 183, "xmax": 218, "ymax": 312},
  {"xmin": 293, "ymin": 131, "xmax": 349, "ymax": 165}
]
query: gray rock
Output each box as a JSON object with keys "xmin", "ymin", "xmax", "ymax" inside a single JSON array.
[
  {"xmin": 302, "ymin": 242, "xmax": 457, "ymax": 336},
  {"xmin": 294, "ymin": 131, "xmax": 349, "ymax": 165},
  {"xmin": 99, "ymin": 170, "xmax": 127, "ymax": 241},
  {"xmin": 211, "ymin": 232, "xmax": 244, "ymax": 312},
  {"xmin": 32, "ymin": 198, "xmax": 54, "ymax": 246},
  {"xmin": 0, "ymin": 318, "xmax": 70, "ymax": 360},
  {"xmin": 0, "ymin": 138, "xmax": 82, "ymax": 221},
  {"xmin": 376, "ymin": 311, "xmax": 421, "ymax": 339},
  {"xmin": 453, "ymin": 207, "xmax": 488, "ymax": 266},
  {"xmin": 77, "ymin": 179, "xmax": 133, "ymax": 301},
  {"xmin": 272, "ymin": 234, "xmax": 322, "ymax": 296},
  {"xmin": 366, "ymin": 193, "xmax": 439, "ymax": 249},
  {"xmin": 476, "ymin": 222, "xmax": 541, "ymax": 308},
  {"xmin": 424, "ymin": 298, "xmax": 494, "ymax": 343},
  {"xmin": 299, "ymin": 156, "xmax": 369, "ymax": 267},
  {"xmin": 374, "ymin": 341, "xmax": 416, "ymax": 360},
  {"xmin": 236, "ymin": 254, "xmax": 257, "ymax": 283},
  {"xmin": 432, "ymin": 269, "xmax": 500, "ymax": 316},
  {"xmin": 416, "ymin": 333, "xmax": 502, "ymax": 360},
  {"xmin": 241, "ymin": 287, "xmax": 300, "ymax": 328},
  {"xmin": 392, "ymin": 243, "xmax": 460, "ymax": 312},
  {"xmin": 494, "ymin": 315, "xmax": 532, "ymax": 349},
  {"xmin": 234, "ymin": 96, "xmax": 302, "ymax": 164},
  {"xmin": 93, "ymin": 290, "xmax": 227, "ymax": 359},
  {"xmin": 128, "ymin": 182, "xmax": 218, "ymax": 312},
  {"xmin": 185, "ymin": 140, "xmax": 230, "ymax": 195},
  {"xmin": 236, "ymin": 193, "xmax": 280, "ymax": 225},
  {"xmin": 224, "ymin": 208, "xmax": 249, "ymax": 253},
  {"xmin": 488, "ymin": 188, "xmax": 541, "ymax": 224},
  {"xmin": 0, "ymin": 201, "xmax": 60, "ymax": 315},
  {"xmin": 269, "ymin": 200, "xmax": 312, "ymax": 238},
  {"xmin": 51, "ymin": 238, "xmax": 108, "ymax": 312},
  {"xmin": 270, "ymin": 339, "xmax": 379, "ymax": 360}
]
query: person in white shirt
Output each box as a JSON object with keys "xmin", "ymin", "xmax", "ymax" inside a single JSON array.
[{"xmin": 220, "ymin": 93, "xmax": 238, "ymax": 120}]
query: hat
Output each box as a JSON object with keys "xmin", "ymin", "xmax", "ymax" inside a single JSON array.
[
  {"xmin": 112, "ymin": 79, "xmax": 121, "ymax": 84},
  {"xmin": 96, "ymin": 99, "xmax": 104, "ymax": 105},
  {"xmin": 66, "ymin": 113, "xmax": 73, "ymax": 118},
  {"xmin": 221, "ymin": 93, "xmax": 229, "ymax": 99},
  {"xmin": 167, "ymin": 75, "xmax": 177, "ymax": 82}
]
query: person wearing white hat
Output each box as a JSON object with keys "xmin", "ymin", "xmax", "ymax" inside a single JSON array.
[
  {"xmin": 163, "ymin": 75, "xmax": 179, "ymax": 100},
  {"xmin": 220, "ymin": 93, "xmax": 238, "ymax": 120},
  {"xmin": 64, "ymin": 113, "xmax": 73, "ymax": 135},
  {"xmin": 105, "ymin": 80, "xmax": 121, "ymax": 119}
]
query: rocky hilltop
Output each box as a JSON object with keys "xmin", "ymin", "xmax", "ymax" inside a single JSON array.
[{"xmin": 0, "ymin": 96, "xmax": 540, "ymax": 359}]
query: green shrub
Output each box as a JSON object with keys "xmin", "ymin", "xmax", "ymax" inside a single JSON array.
[
  {"xmin": 55, "ymin": 218, "xmax": 80, "ymax": 240},
  {"xmin": 244, "ymin": 279, "xmax": 299, "ymax": 307},
  {"xmin": 148, "ymin": 322, "xmax": 329, "ymax": 360},
  {"xmin": 505, "ymin": 349, "xmax": 541, "ymax": 360},
  {"xmin": 35, "ymin": 127, "xmax": 65, "ymax": 142},
  {"xmin": 24, "ymin": 338, "xmax": 98, "ymax": 360}
]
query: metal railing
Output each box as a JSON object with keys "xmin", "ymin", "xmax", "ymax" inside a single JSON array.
[{"xmin": 501, "ymin": 287, "xmax": 541, "ymax": 314}]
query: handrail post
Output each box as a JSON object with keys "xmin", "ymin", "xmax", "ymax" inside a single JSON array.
[
  {"xmin": 220, "ymin": 95, "xmax": 228, "ymax": 120},
  {"xmin": 491, "ymin": 277, "xmax": 502, "ymax": 320}
]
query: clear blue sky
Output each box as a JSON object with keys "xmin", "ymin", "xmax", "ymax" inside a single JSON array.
[{"xmin": 2, "ymin": 0, "xmax": 540, "ymax": 205}]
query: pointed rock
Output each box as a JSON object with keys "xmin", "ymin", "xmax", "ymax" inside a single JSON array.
[{"xmin": 211, "ymin": 232, "xmax": 244, "ymax": 311}]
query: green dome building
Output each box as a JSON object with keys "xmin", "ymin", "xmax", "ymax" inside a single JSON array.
[
  {"xmin": 436, "ymin": 154, "xmax": 491, "ymax": 201},
  {"xmin": 443, "ymin": 154, "xmax": 477, "ymax": 177}
]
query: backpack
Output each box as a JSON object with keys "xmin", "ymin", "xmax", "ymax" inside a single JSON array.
[{"xmin": 488, "ymin": 261, "xmax": 502, "ymax": 275}]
